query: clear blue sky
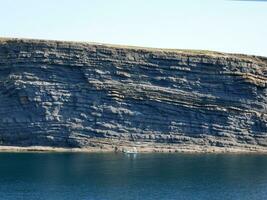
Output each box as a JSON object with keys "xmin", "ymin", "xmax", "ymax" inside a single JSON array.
[{"xmin": 1, "ymin": 0, "xmax": 267, "ymax": 56}]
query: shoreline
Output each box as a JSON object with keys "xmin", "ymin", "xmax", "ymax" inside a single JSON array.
[{"xmin": 1, "ymin": 144, "xmax": 267, "ymax": 154}]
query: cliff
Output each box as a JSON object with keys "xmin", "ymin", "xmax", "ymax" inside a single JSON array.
[{"xmin": 0, "ymin": 38, "xmax": 267, "ymax": 152}]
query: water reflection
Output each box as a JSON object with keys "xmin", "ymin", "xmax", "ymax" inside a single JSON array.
[{"xmin": 125, "ymin": 153, "xmax": 137, "ymax": 159}]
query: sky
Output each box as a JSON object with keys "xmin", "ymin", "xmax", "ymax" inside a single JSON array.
[{"xmin": 1, "ymin": 0, "xmax": 267, "ymax": 56}]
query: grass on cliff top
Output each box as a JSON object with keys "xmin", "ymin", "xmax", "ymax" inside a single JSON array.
[
  {"xmin": 0, "ymin": 37, "xmax": 265, "ymax": 61},
  {"xmin": 0, "ymin": 37, "xmax": 229, "ymax": 57}
]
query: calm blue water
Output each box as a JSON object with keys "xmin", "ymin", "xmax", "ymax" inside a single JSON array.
[{"xmin": 0, "ymin": 152, "xmax": 267, "ymax": 200}]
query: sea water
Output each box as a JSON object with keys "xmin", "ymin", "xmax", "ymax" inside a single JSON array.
[{"xmin": 0, "ymin": 152, "xmax": 267, "ymax": 200}]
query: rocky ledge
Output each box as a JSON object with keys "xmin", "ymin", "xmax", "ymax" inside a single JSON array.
[{"xmin": 0, "ymin": 38, "xmax": 267, "ymax": 152}]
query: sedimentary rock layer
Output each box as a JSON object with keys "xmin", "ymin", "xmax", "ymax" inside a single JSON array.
[{"xmin": 0, "ymin": 38, "xmax": 267, "ymax": 151}]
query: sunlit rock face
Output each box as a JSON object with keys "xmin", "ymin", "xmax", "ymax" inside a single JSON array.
[{"xmin": 0, "ymin": 38, "xmax": 267, "ymax": 150}]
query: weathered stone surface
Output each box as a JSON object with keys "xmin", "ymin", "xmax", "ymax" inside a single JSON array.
[{"xmin": 0, "ymin": 38, "xmax": 267, "ymax": 151}]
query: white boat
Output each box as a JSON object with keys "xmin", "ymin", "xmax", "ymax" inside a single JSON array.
[{"xmin": 122, "ymin": 147, "xmax": 138, "ymax": 154}]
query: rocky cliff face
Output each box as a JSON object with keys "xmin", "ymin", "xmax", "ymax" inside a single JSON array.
[{"xmin": 0, "ymin": 38, "xmax": 267, "ymax": 151}]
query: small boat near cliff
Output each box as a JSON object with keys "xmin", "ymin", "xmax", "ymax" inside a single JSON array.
[{"xmin": 122, "ymin": 147, "xmax": 138, "ymax": 154}]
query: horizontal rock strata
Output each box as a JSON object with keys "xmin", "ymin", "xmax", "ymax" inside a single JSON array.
[{"xmin": 0, "ymin": 38, "xmax": 267, "ymax": 151}]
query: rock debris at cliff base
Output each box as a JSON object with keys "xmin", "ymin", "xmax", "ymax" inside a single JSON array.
[{"xmin": 0, "ymin": 38, "xmax": 267, "ymax": 152}]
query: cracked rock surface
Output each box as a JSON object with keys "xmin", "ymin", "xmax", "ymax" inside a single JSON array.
[{"xmin": 0, "ymin": 38, "xmax": 267, "ymax": 151}]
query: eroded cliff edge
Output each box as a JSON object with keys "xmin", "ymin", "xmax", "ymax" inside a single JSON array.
[{"xmin": 0, "ymin": 38, "xmax": 267, "ymax": 152}]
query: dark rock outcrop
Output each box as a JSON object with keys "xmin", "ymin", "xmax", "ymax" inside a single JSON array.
[{"xmin": 0, "ymin": 38, "xmax": 267, "ymax": 151}]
